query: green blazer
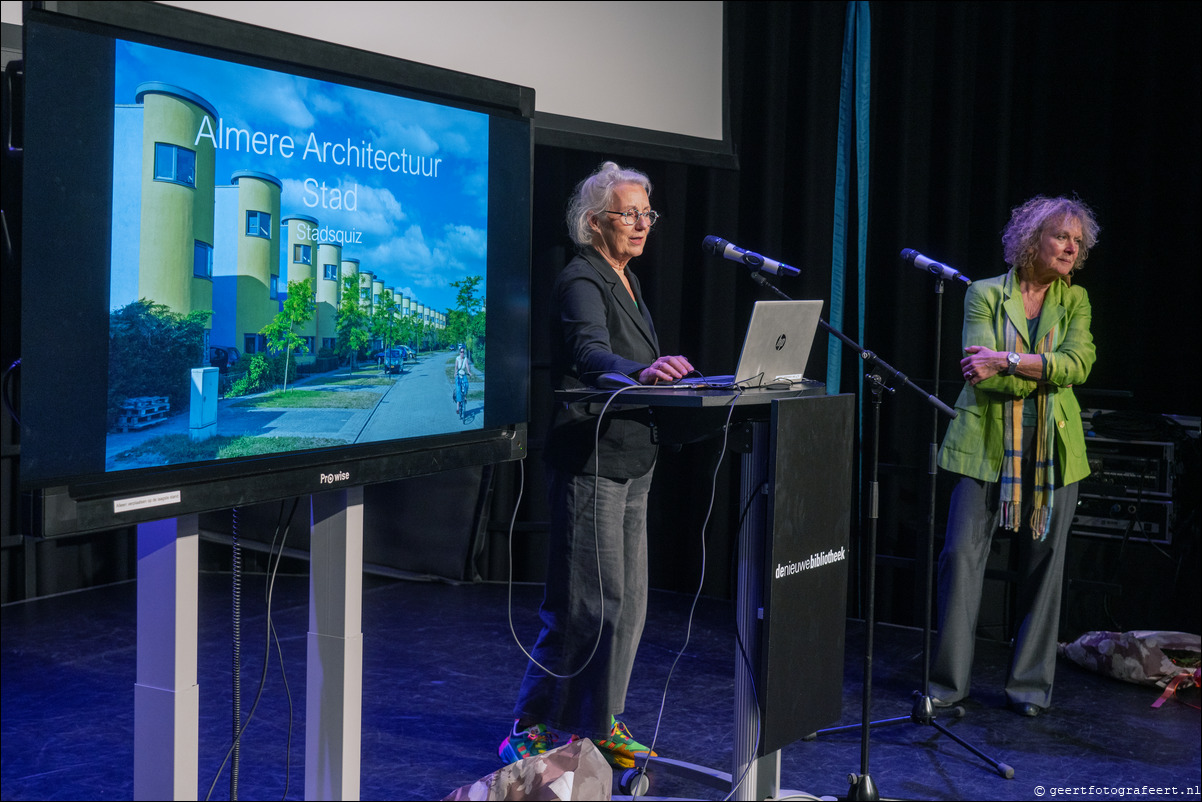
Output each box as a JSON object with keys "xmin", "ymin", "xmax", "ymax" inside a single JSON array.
[{"xmin": 937, "ymin": 268, "xmax": 1095, "ymax": 486}]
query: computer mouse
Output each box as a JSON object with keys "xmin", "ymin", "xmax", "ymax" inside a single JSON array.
[{"xmin": 595, "ymin": 372, "xmax": 641, "ymax": 389}]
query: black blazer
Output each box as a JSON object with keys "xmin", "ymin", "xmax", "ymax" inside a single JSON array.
[{"xmin": 543, "ymin": 248, "xmax": 661, "ymax": 478}]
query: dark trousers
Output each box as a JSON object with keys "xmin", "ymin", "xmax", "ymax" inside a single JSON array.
[
  {"xmin": 512, "ymin": 463, "xmax": 653, "ymax": 738},
  {"xmin": 931, "ymin": 432, "xmax": 1078, "ymax": 709}
]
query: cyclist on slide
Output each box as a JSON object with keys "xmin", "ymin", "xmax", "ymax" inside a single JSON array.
[{"xmin": 454, "ymin": 344, "xmax": 473, "ymax": 417}]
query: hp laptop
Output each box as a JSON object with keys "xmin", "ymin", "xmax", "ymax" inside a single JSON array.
[{"xmin": 668, "ymin": 299, "xmax": 824, "ymax": 389}]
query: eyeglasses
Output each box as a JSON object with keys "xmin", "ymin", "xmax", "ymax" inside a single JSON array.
[{"xmin": 605, "ymin": 209, "xmax": 660, "ymax": 226}]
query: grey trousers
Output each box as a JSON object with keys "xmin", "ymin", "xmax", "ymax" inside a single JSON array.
[
  {"xmin": 931, "ymin": 433, "xmax": 1078, "ymax": 710},
  {"xmin": 513, "ymin": 463, "xmax": 653, "ymax": 738}
]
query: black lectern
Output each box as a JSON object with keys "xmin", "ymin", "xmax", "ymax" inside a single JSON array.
[{"xmin": 560, "ymin": 385, "xmax": 854, "ymax": 800}]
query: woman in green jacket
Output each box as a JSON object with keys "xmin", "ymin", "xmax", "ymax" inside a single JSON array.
[{"xmin": 930, "ymin": 195, "xmax": 1099, "ymax": 718}]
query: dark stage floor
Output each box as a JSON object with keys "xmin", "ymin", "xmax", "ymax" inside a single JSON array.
[{"xmin": 2, "ymin": 567, "xmax": 1199, "ymax": 801}]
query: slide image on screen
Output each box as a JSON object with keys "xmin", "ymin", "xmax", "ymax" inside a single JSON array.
[{"xmin": 105, "ymin": 39, "xmax": 490, "ymax": 473}]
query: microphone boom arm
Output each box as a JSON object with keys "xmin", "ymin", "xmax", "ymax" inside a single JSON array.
[{"xmin": 748, "ymin": 272, "xmax": 956, "ymax": 419}]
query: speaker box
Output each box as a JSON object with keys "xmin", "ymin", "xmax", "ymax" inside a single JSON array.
[{"xmin": 1061, "ymin": 532, "xmax": 1199, "ymax": 640}]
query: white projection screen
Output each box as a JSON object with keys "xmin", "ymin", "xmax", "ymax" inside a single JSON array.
[
  {"xmin": 173, "ymin": 1, "xmax": 733, "ymax": 165},
  {"xmin": 2, "ymin": 2, "xmax": 731, "ymax": 162}
]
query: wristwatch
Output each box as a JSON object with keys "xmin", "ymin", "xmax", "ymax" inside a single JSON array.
[{"xmin": 1005, "ymin": 351, "xmax": 1021, "ymax": 376}]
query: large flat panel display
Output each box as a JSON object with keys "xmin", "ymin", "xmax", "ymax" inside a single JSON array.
[{"xmin": 18, "ymin": 3, "xmax": 531, "ymax": 535}]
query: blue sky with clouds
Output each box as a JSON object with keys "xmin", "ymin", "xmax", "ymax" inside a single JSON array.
[{"xmin": 114, "ymin": 38, "xmax": 489, "ymax": 313}]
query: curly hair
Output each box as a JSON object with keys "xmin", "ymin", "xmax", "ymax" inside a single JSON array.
[
  {"xmin": 1001, "ymin": 195, "xmax": 1101, "ymax": 283},
  {"xmin": 565, "ymin": 161, "xmax": 652, "ymax": 248}
]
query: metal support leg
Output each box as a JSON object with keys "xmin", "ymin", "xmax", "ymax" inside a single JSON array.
[
  {"xmin": 305, "ymin": 486, "xmax": 364, "ymax": 801},
  {"xmin": 135, "ymin": 515, "xmax": 200, "ymax": 801},
  {"xmin": 733, "ymin": 421, "xmax": 780, "ymax": 801}
]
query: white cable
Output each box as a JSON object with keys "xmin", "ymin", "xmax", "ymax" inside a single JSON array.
[
  {"xmin": 505, "ymin": 385, "xmax": 639, "ymax": 680},
  {"xmin": 632, "ymin": 389, "xmax": 764, "ymax": 802}
]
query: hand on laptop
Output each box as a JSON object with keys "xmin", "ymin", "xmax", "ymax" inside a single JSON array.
[{"xmin": 638, "ymin": 355, "xmax": 695, "ymax": 385}]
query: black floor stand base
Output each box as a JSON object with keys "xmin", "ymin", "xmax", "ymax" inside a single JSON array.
[
  {"xmin": 848, "ymin": 772, "xmax": 879, "ymax": 801},
  {"xmin": 810, "ymin": 691, "xmax": 1015, "ymax": 780}
]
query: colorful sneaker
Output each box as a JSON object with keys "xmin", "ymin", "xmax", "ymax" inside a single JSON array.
[
  {"xmin": 498, "ymin": 721, "xmax": 559, "ymax": 764},
  {"xmin": 592, "ymin": 717, "xmax": 656, "ymax": 769}
]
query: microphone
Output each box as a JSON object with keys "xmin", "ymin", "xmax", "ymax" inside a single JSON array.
[
  {"xmin": 703, "ymin": 235, "xmax": 800, "ymax": 277},
  {"xmin": 900, "ymin": 249, "xmax": 971, "ymax": 285}
]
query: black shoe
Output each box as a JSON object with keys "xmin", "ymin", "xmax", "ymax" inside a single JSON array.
[{"xmin": 1008, "ymin": 701, "xmax": 1044, "ymax": 717}]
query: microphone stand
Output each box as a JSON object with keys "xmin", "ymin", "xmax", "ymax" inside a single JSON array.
[
  {"xmin": 804, "ymin": 273, "xmax": 1015, "ymax": 780},
  {"xmin": 748, "ymin": 271, "xmax": 954, "ymax": 419},
  {"xmin": 747, "ymin": 271, "xmax": 954, "ymax": 800}
]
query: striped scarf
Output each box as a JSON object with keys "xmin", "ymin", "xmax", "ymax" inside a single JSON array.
[{"xmin": 999, "ymin": 316, "xmax": 1057, "ymax": 540}]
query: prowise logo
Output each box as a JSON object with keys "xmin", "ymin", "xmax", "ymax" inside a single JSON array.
[{"xmin": 319, "ymin": 470, "xmax": 351, "ymax": 485}]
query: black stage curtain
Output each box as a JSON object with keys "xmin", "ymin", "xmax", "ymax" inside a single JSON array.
[{"xmin": 494, "ymin": 1, "xmax": 1201, "ymax": 619}]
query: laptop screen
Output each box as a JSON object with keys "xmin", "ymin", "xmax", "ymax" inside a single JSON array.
[{"xmin": 728, "ymin": 300, "xmax": 824, "ymax": 386}]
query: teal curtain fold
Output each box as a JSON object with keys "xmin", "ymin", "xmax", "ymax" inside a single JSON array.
[{"xmin": 828, "ymin": 0, "xmax": 871, "ymax": 416}]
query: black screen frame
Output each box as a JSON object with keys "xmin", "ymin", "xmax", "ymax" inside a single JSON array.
[{"xmin": 18, "ymin": 1, "xmax": 532, "ymax": 536}]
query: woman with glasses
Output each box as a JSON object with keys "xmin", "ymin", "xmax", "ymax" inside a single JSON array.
[
  {"xmin": 499, "ymin": 161, "xmax": 693, "ymax": 770},
  {"xmin": 931, "ymin": 195, "xmax": 1099, "ymax": 718}
]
